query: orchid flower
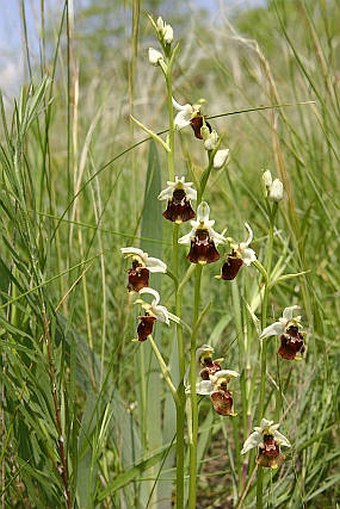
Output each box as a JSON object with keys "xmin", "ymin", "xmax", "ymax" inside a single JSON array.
[
  {"xmin": 219, "ymin": 223, "xmax": 256, "ymax": 280},
  {"xmin": 172, "ymin": 97, "xmax": 201, "ymax": 130},
  {"xmin": 241, "ymin": 418, "xmax": 291, "ymax": 469},
  {"xmin": 158, "ymin": 176, "xmax": 197, "ymax": 223},
  {"xmin": 196, "ymin": 344, "xmax": 224, "ymax": 380},
  {"xmin": 135, "ymin": 288, "xmax": 179, "ymax": 342},
  {"xmin": 186, "ymin": 370, "xmax": 239, "ymax": 416},
  {"xmin": 178, "ymin": 201, "xmax": 226, "ymax": 264},
  {"xmin": 261, "ymin": 306, "xmax": 306, "ymax": 360},
  {"xmin": 172, "ymin": 97, "xmax": 213, "ymax": 140},
  {"xmin": 121, "ymin": 247, "xmax": 166, "ymax": 293}
]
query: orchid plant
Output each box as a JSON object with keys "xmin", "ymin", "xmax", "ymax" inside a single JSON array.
[{"xmin": 120, "ymin": 13, "xmax": 309, "ymax": 509}]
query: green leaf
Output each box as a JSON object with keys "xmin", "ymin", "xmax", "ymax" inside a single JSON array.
[{"xmin": 140, "ymin": 140, "xmax": 163, "ymax": 258}]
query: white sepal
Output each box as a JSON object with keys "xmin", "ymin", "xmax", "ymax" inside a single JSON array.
[
  {"xmin": 282, "ymin": 305, "xmax": 300, "ymax": 322},
  {"xmin": 194, "ymin": 380, "xmax": 215, "ymax": 395},
  {"xmin": 158, "ymin": 176, "xmax": 197, "ymax": 202},
  {"xmin": 242, "ymin": 247, "xmax": 257, "ymax": 266},
  {"xmin": 273, "ymin": 430, "xmax": 291, "ymax": 448},
  {"xmin": 144, "ymin": 257, "xmax": 167, "ymax": 273},
  {"xmin": 152, "ymin": 305, "xmax": 170, "ymax": 325},
  {"xmin": 213, "ymin": 369, "xmax": 240, "ymax": 380},
  {"xmin": 120, "ymin": 247, "xmax": 144, "ymax": 257},
  {"xmin": 197, "ymin": 201, "xmax": 210, "ymax": 224},
  {"xmin": 121, "ymin": 247, "xmax": 167, "ymax": 273},
  {"xmin": 241, "ymin": 431, "xmax": 262, "ymax": 454},
  {"xmin": 174, "ymin": 108, "xmax": 194, "ymax": 129},
  {"xmin": 139, "ymin": 287, "xmax": 160, "ymax": 306},
  {"xmin": 260, "ymin": 321, "xmax": 285, "ymax": 338}
]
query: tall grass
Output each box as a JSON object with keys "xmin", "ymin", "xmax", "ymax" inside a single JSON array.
[{"xmin": 0, "ymin": 0, "xmax": 338, "ymax": 507}]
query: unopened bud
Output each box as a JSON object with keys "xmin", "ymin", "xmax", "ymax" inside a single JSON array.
[
  {"xmin": 262, "ymin": 169, "xmax": 273, "ymax": 191},
  {"xmin": 203, "ymin": 129, "xmax": 219, "ymax": 151},
  {"xmin": 213, "ymin": 149, "xmax": 230, "ymax": 169},
  {"xmin": 148, "ymin": 47, "xmax": 163, "ymax": 66},
  {"xmin": 269, "ymin": 178, "xmax": 284, "ymax": 202}
]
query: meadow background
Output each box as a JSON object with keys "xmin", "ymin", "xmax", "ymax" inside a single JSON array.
[{"xmin": 0, "ymin": 0, "xmax": 339, "ymax": 507}]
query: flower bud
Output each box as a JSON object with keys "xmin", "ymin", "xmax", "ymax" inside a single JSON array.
[
  {"xmin": 157, "ymin": 17, "xmax": 174, "ymax": 44},
  {"xmin": 202, "ymin": 128, "xmax": 219, "ymax": 151},
  {"xmin": 148, "ymin": 47, "xmax": 163, "ymax": 66},
  {"xmin": 163, "ymin": 24, "xmax": 173, "ymax": 44},
  {"xmin": 213, "ymin": 149, "xmax": 230, "ymax": 169},
  {"xmin": 269, "ymin": 178, "xmax": 284, "ymax": 202},
  {"xmin": 262, "ymin": 169, "xmax": 273, "ymax": 191}
]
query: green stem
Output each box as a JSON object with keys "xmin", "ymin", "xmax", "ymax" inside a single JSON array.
[
  {"xmin": 198, "ymin": 151, "xmax": 213, "ymax": 202},
  {"xmin": 188, "ymin": 264, "xmax": 203, "ymax": 509},
  {"xmin": 175, "ymin": 298, "xmax": 185, "ymax": 509},
  {"xmin": 166, "ymin": 73, "xmax": 175, "ymax": 180},
  {"xmin": 257, "ymin": 206, "xmax": 276, "ymax": 508},
  {"xmin": 173, "ymin": 224, "xmax": 186, "ymax": 509},
  {"xmin": 258, "ymin": 214, "xmax": 275, "ymax": 419},
  {"xmin": 256, "ymin": 470, "xmax": 264, "ymax": 509}
]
